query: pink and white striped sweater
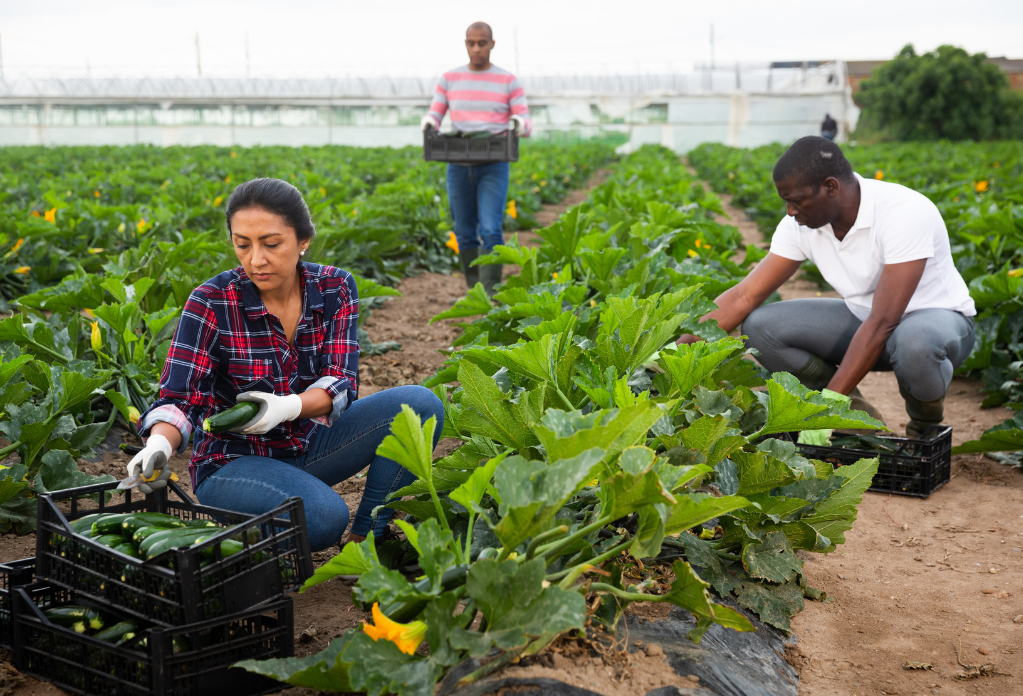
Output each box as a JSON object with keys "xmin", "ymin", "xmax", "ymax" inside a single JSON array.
[{"xmin": 426, "ymin": 64, "xmax": 532, "ymax": 137}]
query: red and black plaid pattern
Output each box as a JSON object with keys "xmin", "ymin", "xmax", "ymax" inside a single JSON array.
[{"xmin": 138, "ymin": 262, "xmax": 359, "ymax": 489}]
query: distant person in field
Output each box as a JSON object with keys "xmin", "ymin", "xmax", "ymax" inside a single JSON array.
[
  {"xmin": 421, "ymin": 21, "xmax": 532, "ymax": 295},
  {"xmin": 821, "ymin": 114, "xmax": 838, "ymax": 140},
  {"xmin": 677, "ymin": 136, "xmax": 976, "ymax": 439}
]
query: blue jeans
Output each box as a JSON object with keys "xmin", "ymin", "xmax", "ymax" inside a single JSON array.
[
  {"xmin": 194, "ymin": 385, "xmax": 444, "ymax": 551},
  {"xmin": 742, "ymin": 299, "xmax": 976, "ymax": 402},
  {"xmin": 446, "ymin": 161, "xmax": 510, "ymax": 251}
]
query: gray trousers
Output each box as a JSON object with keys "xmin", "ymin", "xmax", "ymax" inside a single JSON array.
[{"xmin": 741, "ymin": 299, "xmax": 976, "ymax": 402}]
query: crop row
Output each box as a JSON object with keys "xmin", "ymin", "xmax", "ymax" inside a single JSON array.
[
  {"xmin": 244, "ymin": 145, "xmax": 886, "ymax": 695},
  {"xmin": 688, "ymin": 141, "xmax": 1023, "ymax": 455},
  {"xmin": 0, "ymin": 139, "xmax": 617, "ymax": 532}
]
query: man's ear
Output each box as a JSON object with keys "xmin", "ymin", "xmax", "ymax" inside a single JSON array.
[{"xmin": 824, "ymin": 177, "xmax": 841, "ymax": 197}]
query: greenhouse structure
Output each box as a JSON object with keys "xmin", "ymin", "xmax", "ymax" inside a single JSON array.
[{"xmin": 0, "ymin": 61, "xmax": 858, "ymax": 151}]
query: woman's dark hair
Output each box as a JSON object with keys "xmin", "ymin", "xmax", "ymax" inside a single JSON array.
[{"xmin": 225, "ymin": 178, "xmax": 316, "ymax": 242}]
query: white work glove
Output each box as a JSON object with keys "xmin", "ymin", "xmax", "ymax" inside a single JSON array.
[
  {"xmin": 509, "ymin": 114, "xmax": 527, "ymax": 136},
  {"xmin": 127, "ymin": 433, "xmax": 173, "ymax": 495},
  {"xmin": 231, "ymin": 392, "xmax": 303, "ymax": 435},
  {"xmin": 420, "ymin": 115, "xmax": 436, "ymax": 132}
]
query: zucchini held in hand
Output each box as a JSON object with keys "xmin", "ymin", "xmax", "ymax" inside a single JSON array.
[{"xmin": 203, "ymin": 402, "xmax": 259, "ymax": 433}]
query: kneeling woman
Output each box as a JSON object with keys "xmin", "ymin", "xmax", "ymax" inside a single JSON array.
[{"xmin": 129, "ymin": 178, "xmax": 443, "ymax": 551}]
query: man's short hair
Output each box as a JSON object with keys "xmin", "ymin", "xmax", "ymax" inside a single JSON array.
[
  {"xmin": 467, "ymin": 21, "xmax": 493, "ymax": 39},
  {"xmin": 773, "ymin": 136, "xmax": 854, "ymax": 188}
]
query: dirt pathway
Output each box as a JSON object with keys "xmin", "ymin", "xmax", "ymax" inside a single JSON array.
[{"xmin": 707, "ymin": 181, "xmax": 1023, "ymax": 696}]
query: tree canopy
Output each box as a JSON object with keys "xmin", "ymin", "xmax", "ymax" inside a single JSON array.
[{"xmin": 857, "ymin": 45, "xmax": 1023, "ymax": 141}]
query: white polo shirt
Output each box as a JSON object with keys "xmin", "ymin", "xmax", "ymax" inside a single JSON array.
[{"xmin": 769, "ymin": 173, "xmax": 976, "ymax": 321}]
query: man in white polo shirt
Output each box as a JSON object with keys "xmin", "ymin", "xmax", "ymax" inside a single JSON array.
[{"xmin": 679, "ymin": 136, "xmax": 975, "ymax": 438}]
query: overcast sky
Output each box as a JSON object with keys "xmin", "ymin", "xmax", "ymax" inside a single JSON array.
[{"xmin": 1, "ymin": 0, "xmax": 1021, "ymax": 79}]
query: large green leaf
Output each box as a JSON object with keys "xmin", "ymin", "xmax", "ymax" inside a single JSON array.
[
  {"xmin": 661, "ymin": 560, "xmax": 755, "ymax": 643},
  {"xmin": 801, "ymin": 457, "xmax": 879, "ymax": 550},
  {"xmin": 741, "ymin": 531, "xmax": 803, "ymax": 584},
  {"xmin": 598, "ymin": 468, "xmax": 676, "ymax": 521},
  {"xmin": 448, "ymin": 558, "xmax": 587, "ymax": 656},
  {"xmin": 457, "ymin": 361, "xmax": 537, "ymax": 451},
  {"xmin": 735, "ymin": 574, "xmax": 804, "ymax": 633},
  {"xmin": 758, "ymin": 373, "xmax": 886, "ymax": 435},
  {"xmin": 430, "ymin": 284, "xmax": 493, "ymax": 323},
  {"xmin": 663, "ymin": 493, "xmax": 750, "ymax": 535},
  {"xmin": 235, "ymin": 631, "xmax": 356, "ymax": 691},
  {"xmin": 448, "ymin": 453, "xmax": 505, "ymax": 512},
  {"xmin": 533, "ymin": 402, "xmax": 666, "ymax": 470},
  {"xmin": 375, "ymin": 404, "xmax": 437, "ymax": 483},
  {"xmin": 301, "ymin": 537, "xmax": 379, "ymax": 591},
  {"xmin": 658, "ymin": 337, "xmax": 746, "ymax": 397},
  {"xmin": 492, "ymin": 450, "xmax": 604, "ymax": 551}
]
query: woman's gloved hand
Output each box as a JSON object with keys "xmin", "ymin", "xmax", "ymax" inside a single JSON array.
[
  {"xmin": 232, "ymin": 392, "xmax": 303, "ymax": 435},
  {"xmin": 420, "ymin": 115, "xmax": 436, "ymax": 132},
  {"xmin": 797, "ymin": 389, "xmax": 852, "ymax": 446},
  {"xmin": 127, "ymin": 433, "xmax": 173, "ymax": 494},
  {"xmin": 510, "ymin": 114, "xmax": 527, "ymax": 136}
]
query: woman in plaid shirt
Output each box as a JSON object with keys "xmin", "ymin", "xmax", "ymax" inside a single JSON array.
[{"xmin": 129, "ymin": 178, "xmax": 444, "ymax": 551}]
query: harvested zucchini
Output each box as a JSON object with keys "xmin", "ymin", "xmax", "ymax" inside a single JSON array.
[
  {"xmin": 44, "ymin": 606, "xmax": 104, "ymax": 631},
  {"xmin": 203, "ymin": 402, "xmax": 259, "ymax": 433},
  {"xmin": 95, "ymin": 620, "xmax": 137, "ymax": 643}
]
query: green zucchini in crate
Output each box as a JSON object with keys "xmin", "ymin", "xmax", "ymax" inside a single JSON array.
[
  {"xmin": 12, "ymin": 586, "xmax": 293, "ymax": 696},
  {"xmin": 35, "ymin": 479, "xmax": 313, "ymax": 626}
]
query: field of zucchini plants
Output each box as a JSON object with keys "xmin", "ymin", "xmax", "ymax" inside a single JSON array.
[
  {"xmin": 690, "ymin": 141, "xmax": 1023, "ymax": 457},
  {"xmin": 0, "ymin": 139, "xmax": 615, "ymax": 533},
  {"xmin": 239, "ymin": 146, "xmax": 888, "ymax": 695}
]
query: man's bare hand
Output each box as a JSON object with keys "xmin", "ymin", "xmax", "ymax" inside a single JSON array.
[{"xmin": 676, "ymin": 334, "xmax": 703, "ymax": 346}]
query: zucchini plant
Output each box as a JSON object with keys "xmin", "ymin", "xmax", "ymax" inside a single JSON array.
[{"xmin": 237, "ymin": 146, "xmax": 885, "ymax": 695}]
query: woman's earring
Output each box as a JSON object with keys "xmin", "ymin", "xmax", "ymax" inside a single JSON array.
[{"xmin": 300, "ymin": 249, "xmax": 306, "ymax": 257}]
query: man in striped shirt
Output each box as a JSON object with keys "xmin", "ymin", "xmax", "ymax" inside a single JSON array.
[{"xmin": 421, "ymin": 21, "xmax": 531, "ymax": 294}]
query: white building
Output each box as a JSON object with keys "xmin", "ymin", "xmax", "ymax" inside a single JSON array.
[{"xmin": 0, "ymin": 62, "xmax": 858, "ymax": 151}]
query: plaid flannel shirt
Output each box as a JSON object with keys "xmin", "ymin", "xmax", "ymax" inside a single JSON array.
[{"xmin": 138, "ymin": 262, "xmax": 359, "ymax": 489}]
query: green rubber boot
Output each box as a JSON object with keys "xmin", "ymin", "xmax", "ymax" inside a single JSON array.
[
  {"xmin": 459, "ymin": 247, "xmax": 480, "ymax": 291},
  {"xmin": 480, "ymin": 263, "xmax": 504, "ymax": 297},
  {"xmin": 900, "ymin": 386, "xmax": 945, "ymax": 439}
]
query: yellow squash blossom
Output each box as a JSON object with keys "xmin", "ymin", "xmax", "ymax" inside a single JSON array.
[
  {"xmin": 552, "ymin": 272, "xmax": 559, "ymax": 280},
  {"xmin": 445, "ymin": 232, "xmax": 459, "ymax": 254},
  {"xmin": 83, "ymin": 308, "xmax": 95, "ymax": 319},
  {"xmin": 13, "ymin": 266, "xmax": 31, "ymax": 275},
  {"xmin": 213, "ymin": 196, "xmax": 223, "ymax": 207},
  {"xmin": 117, "ymin": 222, "xmax": 126, "ymax": 233},
  {"xmin": 694, "ymin": 239, "xmax": 705, "ymax": 248},
  {"xmin": 128, "ymin": 407, "xmax": 141, "ymax": 425},
  {"xmin": 88, "ymin": 247, "xmax": 104, "ymax": 254},
  {"xmin": 728, "ymin": 172, "xmax": 735, "ymax": 180},
  {"xmin": 44, "ymin": 208, "xmax": 57, "ymax": 223},
  {"xmin": 506, "ymin": 199, "xmax": 517, "ymax": 219},
  {"xmin": 319, "ymin": 187, "xmax": 327, "ymax": 197},
  {"xmin": 94, "ymin": 190, "xmax": 100, "ymax": 198},
  {"xmin": 1009, "ymin": 269, "xmax": 1023, "ymax": 278},
  {"xmin": 9, "ymin": 238, "xmax": 24, "ymax": 254},
  {"xmin": 874, "ymin": 170, "xmax": 884, "ymax": 180},
  {"xmin": 590, "ymin": 299, "xmax": 596, "ymax": 307},
  {"xmin": 137, "ymin": 218, "xmax": 146, "ymax": 232},
  {"xmin": 225, "ymin": 175, "xmax": 232, "ymax": 183},
  {"xmin": 362, "ymin": 603, "xmax": 427, "ymax": 655},
  {"xmin": 230, "ymin": 151, "xmax": 237, "ymax": 158},
  {"xmin": 30, "ymin": 211, "xmax": 40, "ymax": 218},
  {"xmin": 975, "ymin": 180, "xmax": 989, "ymax": 193},
  {"xmin": 90, "ymin": 322, "xmax": 102, "ymax": 352},
  {"xmin": 161, "ymin": 180, "xmax": 170, "ymax": 189},
  {"xmin": 687, "ymin": 249, "xmax": 699, "ymax": 258}
]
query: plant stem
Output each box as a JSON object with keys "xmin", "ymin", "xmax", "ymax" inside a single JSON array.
[
  {"xmin": 589, "ymin": 582, "xmax": 669, "ymax": 603},
  {"xmin": 553, "ymin": 535, "xmax": 632, "ymax": 588},
  {"xmin": 553, "ymin": 383, "xmax": 575, "ymax": 411},
  {"xmin": 456, "ymin": 645, "xmax": 527, "ymax": 688},
  {"xmin": 425, "ymin": 479, "xmax": 452, "ymax": 538},
  {"xmin": 525, "ymin": 525, "xmax": 570, "ymax": 560},
  {"xmin": 535, "ymin": 515, "xmax": 612, "ymax": 562},
  {"xmin": 0, "ymin": 440, "xmax": 21, "ymax": 460}
]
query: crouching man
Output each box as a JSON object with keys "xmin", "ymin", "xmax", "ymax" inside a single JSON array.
[{"xmin": 678, "ymin": 136, "xmax": 976, "ymax": 438}]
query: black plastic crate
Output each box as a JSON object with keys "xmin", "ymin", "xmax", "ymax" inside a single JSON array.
[
  {"xmin": 36, "ymin": 480, "xmax": 313, "ymax": 626},
  {"xmin": 423, "ymin": 128, "xmax": 519, "ymax": 163},
  {"xmin": 0, "ymin": 560, "xmax": 73, "ymax": 649},
  {"xmin": 12, "ymin": 585, "xmax": 291, "ymax": 696},
  {"xmin": 786, "ymin": 425, "xmax": 953, "ymax": 498}
]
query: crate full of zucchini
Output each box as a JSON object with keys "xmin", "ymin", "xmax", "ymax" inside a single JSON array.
[{"xmin": 7, "ymin": 479, "xmax": 314, "ymax": 694}]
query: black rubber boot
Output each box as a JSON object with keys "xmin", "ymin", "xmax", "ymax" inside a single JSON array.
[
  {"xmin": 900, "ymin": 386, "xmax": 945, "ymax": 439},
  {"xmin": 480, "ymin": 263, "xmax": 503, "ymax": 297},
  {"xmin": 459, "ymin": 247, "xmax": 480, "ymax": 290},
  {"xmin": 849, "ymin": 387, "xmax": 887, "ymax": 425}
]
